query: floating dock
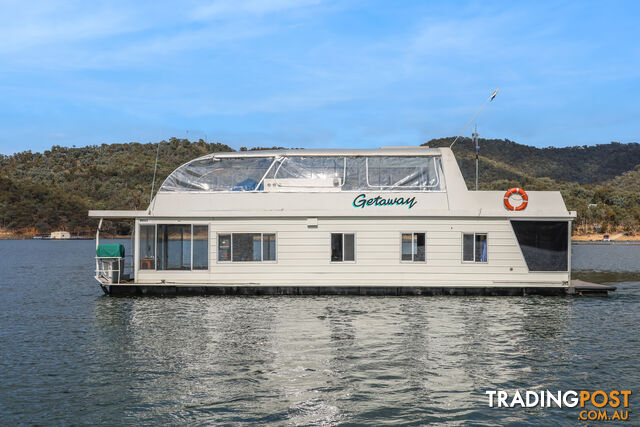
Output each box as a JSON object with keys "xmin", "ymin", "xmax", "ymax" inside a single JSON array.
[{"xmin": 567, "ymin": 280, "xmax": 617, "ymax": 296}]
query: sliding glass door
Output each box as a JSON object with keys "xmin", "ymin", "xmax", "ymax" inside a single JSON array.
[{"xmin": 157, "ymin": 224, "xmax": 192, "ymax": 270}]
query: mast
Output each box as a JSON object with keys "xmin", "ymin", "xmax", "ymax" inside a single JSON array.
[{"xmin": 473, "ymin": 124, "xmax": 479, "ymax": 191}]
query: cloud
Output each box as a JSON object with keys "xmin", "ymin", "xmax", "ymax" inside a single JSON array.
[
  {"xmin": 0, "ymin": 0, "xmax": 330, "ymax": 70},
  {"xmin": 190, "ymin": 0, "xmax": 325, "ymax": 20},
  {"xmin": 0, "ymin": 1, "xmax": 139, "ymax": 54}
]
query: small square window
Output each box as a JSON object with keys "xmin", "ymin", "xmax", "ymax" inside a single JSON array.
[
  {"xmin": 331, "ymin": 233, "xmax": 355, "ymax": 262},
  {"xmin": 463, "ymin": 233, "xmax": 487, "ymax": 263},
  {"xmin": 401, "ymin": 233, "xmax": 426, "ymax": 262}
]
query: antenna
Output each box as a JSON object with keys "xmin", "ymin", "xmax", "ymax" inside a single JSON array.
[
  {"xmin": 449, "ymin": 87, "xmax": 499, "ymax": 149},
  {"xmin": 473, "ymin": 124, "xmax": 479, "ymax": 191},
  {"xmin": 149, "ymin": 142, "xmax": 161, "ymax": 206}
]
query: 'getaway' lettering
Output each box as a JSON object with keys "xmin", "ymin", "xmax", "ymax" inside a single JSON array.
[{"xmin": 352, "ymin": 193, "xmax": 417, "ymax": 209}]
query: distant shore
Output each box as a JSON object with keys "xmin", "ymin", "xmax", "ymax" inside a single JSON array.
[
  {"xmin": 0, "ymin": 232, "xmax": 129, "ymax": 240},
  {"xmin": 3, "ymin": 230, "xmax": 638, "ymax": 242},
  {"xmin": 571, "ymin": 232, "xmax": 640, "ymax": 242}
]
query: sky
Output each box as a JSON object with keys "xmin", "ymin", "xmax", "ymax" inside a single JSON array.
[{"xmin": 1, "ymin": 0, "xmax": 639, "ymax": 154}]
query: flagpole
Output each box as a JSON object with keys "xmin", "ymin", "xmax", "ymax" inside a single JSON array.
[
  {"xmin": 449, "ymin": 87, "xmax": 499, "ymax": 149},
  {"xmin": 474, "ymin": 124, "xmax": 479, "ymax": 191}
]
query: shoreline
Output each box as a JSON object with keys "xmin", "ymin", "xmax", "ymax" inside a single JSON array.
[
  {"xmin": 2, "ymin": 233, "xmax": 638, "ymax": 244},
  {"xmin": 571, "ymin": 233, "xmax": 640, "ymax": 242},
  {"xmin": 0, "ymin": 234, "xmax": 130, "ymax": 240}
]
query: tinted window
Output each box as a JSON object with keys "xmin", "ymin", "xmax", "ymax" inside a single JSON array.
[
  {"xmin": 463, "ymin": 234, "xmax": 474, "ymax": 261},
  {"xmin": 140, "ymin": 225, "xmax": 155, "ymax": 270},
  {"xmin": 232, "ymin": 233, "xmax": 262, "ymax": 262},
  {"xmin": 157, "ymin": 224, "xmax": 191, "ymax": 270},
  {"xmin": 402, "ymin": 233, "xmax": 426, "ymax": 262},
  {"xmin": 192, "ymin": 225, "xmax": 208, "ymax": 270},
  {"xmin": 475, "ymin": 234, "xmax": 487, "ymax": 262},
  {"xmin": 344, "ymin": 234, "xmax": 355, "ymax": 262},
  {"xmin": 401, "ymin": 233, "xmax": 413, "ymax": 261},
  {"xmin": 331, "ymin": 233, "xmax": 355, "ymax": 262},
  {"xmin": 331, "ymin": 233, "xmax": 343, "ymax": 262},
  {"xmin": 511, "ymin": 221, "xmax": 568, "ymax": 271},
  {"xmin": 415, "ymin": 233, "xmax": 426, "ymax": 262},
  {"xmin": 263, "ymin": 234, "xmax": 276, "ymax": 261}
]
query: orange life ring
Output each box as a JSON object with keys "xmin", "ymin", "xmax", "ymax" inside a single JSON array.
[{"xmin": 504, "ymin": 188, "xmax": 528, "ymax": 211}]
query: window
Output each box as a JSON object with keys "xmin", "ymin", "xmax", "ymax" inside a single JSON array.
[
  {"xmin": 366, "ymin": 156, "xmax": 443, "ymax": 190},
  {"xmin": 155, "ymin": 224, "xmax": 208, "ymax": 271},
  {"xmin": 217, "ymin": 233, "xmax": 277, "ymax": 262},
  {"xmin": 463, "ymin": 233, "xmax": 487, "ymax": 263},
  {"xmin": 273, "ymin": 157, "xmax": 346, "ymax": 188},
  {"xmin": 161, "ymin": 157, "xmax": 275, "ymax": 192},
  {"xmin": 192, "ymin": 225, "xmax": 209, "ymax": 270},
  {"xmin": 511, "ymin": 221, "xmax": 568, "ymax": 271},
  {"xmin": 263, "ymin": 233, "xmax": 276, "ymax": 261},
  {"xmin": 157, "ymin": 225, "xmax": 191, "ymax": 270},
  {"xmin": 160, "ymin": 155, "xmax": 445, "ymax": 193},
  {"xmin": 401, "ymin": 233, "xmax": 426, "ymax": 262},
  {"xmin": 331, "ymin": 233, "xmax": 355, "ymax": 262},
  {"xmin": 140, "ymin": 224, "xmax": 156, "ymax": 270}
]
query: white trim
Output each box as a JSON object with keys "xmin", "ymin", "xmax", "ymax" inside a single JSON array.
[{"xmin": 567, "ymin": 219, "xmax": 572, "ymax": 280}]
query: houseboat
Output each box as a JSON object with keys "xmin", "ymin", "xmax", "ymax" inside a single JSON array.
[{"xmin": 89, "ymin": 146, "xmax": 577, "ymax": 295}]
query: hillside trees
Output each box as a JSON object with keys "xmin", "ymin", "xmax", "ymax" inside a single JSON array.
[{"xmin": 1, "ymin": 137, "xmax": 639, "ymax": 235}]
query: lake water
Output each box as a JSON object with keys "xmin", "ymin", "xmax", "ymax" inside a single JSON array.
[{"xmin": 0, "ymin": 240, "xmax": 638, "ymax": 425}]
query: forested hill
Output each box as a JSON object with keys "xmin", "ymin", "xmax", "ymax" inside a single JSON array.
[
  {"xmin": 425, "ymin": 137, "xmax": 640, "ymax": 184},
  {"xmin": 0, "ymin": 138, "xmax": 234, "ymax": 234},
  {"xmin": 1, "ymin": 137, "xmax": 639, "ymax": 236}
]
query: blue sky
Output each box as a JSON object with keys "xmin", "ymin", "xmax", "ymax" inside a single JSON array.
[{"xmin": 1, "ymin": 0, "xmax": 639, "ymax": 154}]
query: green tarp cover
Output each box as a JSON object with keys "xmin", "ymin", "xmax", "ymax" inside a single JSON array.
[{"xmin": 96, "ymin": 244, "xmax": 125, "ymax": 258}]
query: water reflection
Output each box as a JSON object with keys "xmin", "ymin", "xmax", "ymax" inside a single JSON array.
[
  {"xmin": 2, "ymin": 240, "xmax": 638, "ymax": 425},
  {"xmin": 88, "ymin": 295, "xmax": 580, "ymax": 424}
]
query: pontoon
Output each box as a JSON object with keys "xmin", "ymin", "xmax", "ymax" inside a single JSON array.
[{"xmin": 89, "ymin": 147, "xmax": 576, "ymax": 295}]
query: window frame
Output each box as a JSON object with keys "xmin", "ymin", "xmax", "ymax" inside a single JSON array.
[
  {"xmin": 144, "ymin": 223, "xmax": 209, "ymax": 272},
  {"xmin": 191, "ymin": 224, "xmax": 209, "ymax": 270},
  {"xmin": 400, "ymin": 232, "xmax": 427, "ymax": 263},
  {"xmin": 330, "ymin": 232, "xmax": 357, "ymax": 263},
  {"xmin": 139, "ymin": 223, "xmax": 157, "ymax": 271},
  {"xmin": 364, "ymin": 156, "xmax": 442, "ymax": 191},
  {"xmin": 509, "ymin": 220, "xmax": 569, "ymax": 272},
  {"xmin": 461, "ymin": 232, "xmax": 488, "ymax": 264},
  {"xmin": 216, "ymin": 232, "xmax": 278, "ymax": 263}
]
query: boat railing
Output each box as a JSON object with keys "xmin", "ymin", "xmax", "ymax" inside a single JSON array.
[{"xmin": 94, "ymin": 255, "xmax": 133, "ymax": 285}]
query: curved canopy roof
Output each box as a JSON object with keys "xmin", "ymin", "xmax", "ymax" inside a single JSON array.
[{"xmin": 159, "ymin": 148, "xmax": 445, "ymax": 193}]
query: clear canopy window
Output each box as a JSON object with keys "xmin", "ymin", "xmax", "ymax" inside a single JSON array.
[
  {"xmin": 273, "ymin": 157, "xmax": 346, "ymax": 188},
  {"xmin": 160, "ymin": 157, "xmax": 274, "ymax": 192},
  {"xmin": 366, "ymin": 157, "xmax": 442, "ymax": 190},
  {"xmin": 159, "ymin": 155, "xmax": 444, "ymax": 192}
]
